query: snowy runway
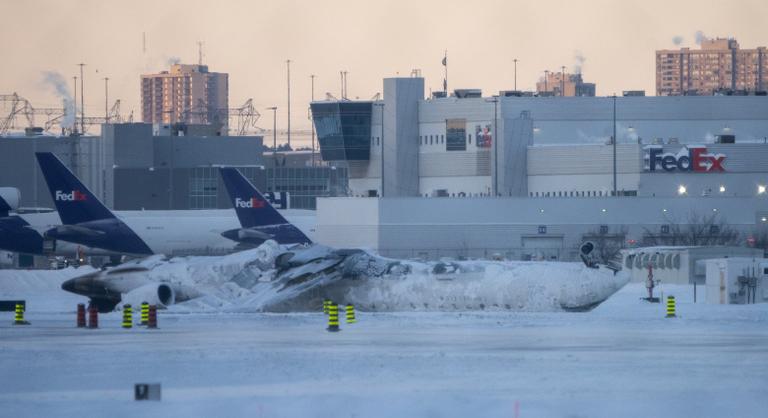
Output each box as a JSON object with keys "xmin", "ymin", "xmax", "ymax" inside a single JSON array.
[{"xmin": 1, "ymin": 283, "xmax": 767, "ymax": 418}]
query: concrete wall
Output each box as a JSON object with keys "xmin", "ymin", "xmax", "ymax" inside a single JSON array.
[
  {"xmin": 0, "ymin": 135, "xmax": 106, "ymax": 208},
  {"xmin": 316, "ymin": 196, "xmax": 768, "ymax": 260},
  {"xmin": 500, "ymin": 96, "xmax": 768, "ymax": 145},
  {"xmin": 497, "ymin": 111, "xmax": 533, "ymax": 196},
  {"xmin": 382, "ymin": 78, "xmax": 423, "ymax": 197},
  {"xmin": 526, "ymin": 143, "xmax": 768, "ymax": 197}
]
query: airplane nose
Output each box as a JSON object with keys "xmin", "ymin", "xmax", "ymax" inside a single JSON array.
[{"xmin": 61, "ymin": 278, "xmax": 76, "ymax": 292}]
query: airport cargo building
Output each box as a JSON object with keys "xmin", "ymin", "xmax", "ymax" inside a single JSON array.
[
  {"xmin": 310, "ymin": 77, "xmax": 768, "ymax": 260},
  {"xmin": 0, "ymin": 123, "xmax": 347, "ymax": 211}
]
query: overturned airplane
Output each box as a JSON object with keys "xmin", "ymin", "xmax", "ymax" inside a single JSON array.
[{"xmin": 63, "ymin": 240, "xmax": 628, "ymax": 313}]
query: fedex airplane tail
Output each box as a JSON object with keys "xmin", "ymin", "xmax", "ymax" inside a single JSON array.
[
  {"xmin": 219, "ymin": 167, "xmax": 311, "ymax": 246},
  {"xmin": 35, "ymin": 152, "xmax": 115, "ymax": 225},
  {"xmin": 35, "ymin": 152, "xmax": 153, "ymax": 255}
]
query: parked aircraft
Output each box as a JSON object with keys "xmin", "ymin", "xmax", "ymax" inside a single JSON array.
[{"xmin": 17, "ymin": 152, "xmax": 314, "ymax": 257}]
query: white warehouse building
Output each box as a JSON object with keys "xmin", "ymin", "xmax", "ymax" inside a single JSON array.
[{"xmin": 310, "ymin": 77, "xmax": 768, "ymax": 260}]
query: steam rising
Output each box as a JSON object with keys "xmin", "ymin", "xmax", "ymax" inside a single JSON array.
[
  {"xmin": 41, "ymin": 71, "xmax": 75, "ymax": 128},
  {"xmin": 672, "ymin": 36, "xmax": 684, "ymax": 46},
  {"xmin": 167, "ymin": 56, "xmax": 181, "ymax": 66},
  {"xmin": 695, "ymin": 30, "xmax": 707, "ymax": 45},
  {"xmin": 573, "ymin": 51, "xmax": 586, "ymax": 74}
]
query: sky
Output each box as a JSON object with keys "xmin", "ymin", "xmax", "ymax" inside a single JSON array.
[{"xmin": 1, "ymin": 0, "xmax": 767, "ymax": 133}]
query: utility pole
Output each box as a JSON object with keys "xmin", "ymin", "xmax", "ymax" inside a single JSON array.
[
  {"xmin": 374, "ymin": 103, "xmax": 385, "ymax": 197},
  {"xmin": 104, "ymin": 77, "xmax": 109, "ymax": 123},
  {"xmin": 561, "ymin": 65, "xmax": 566, "ymax": 96},
  {"xmin": 78, "ymin": 63, "xmax": 85, "ymax": 135},
  {"xmin": 310, "ymin": 74, "xmax": 316, "ymax": 167},
  {"xmin": 513, "ymin": 58, "xmax": 518, "ymax": 91},
  {"xmin": 612, "ymin": 95, "xmax": 618, "ymax": 197},
  {"xmin": 286, "ymin": 59, "xmax": 291, "ymax": 149},
  {"xmin": 268, "ymin": 107, "xmax": 278, "ymax": 193},
  {"xmin": 72, "ymin": 76, "xmax": 78, "ymax": 135},
  {"xmin": 102, "ymin": 76, "xmax": 109, "ymax": 204}
]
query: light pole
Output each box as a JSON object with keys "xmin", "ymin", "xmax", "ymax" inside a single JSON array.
[
  {"xmin": 374, "ymin": 103, "xmax": 385, "ymax": 197},
  {"xmin": 78, "ymin": 63, "xmax": 86, "ymax": 135},
  {"xmin": 103, "ymin": 77, "xmax": 109, "ymax": 123},
  {"xmin": 612, "ymin": 95, "xmax": 617, "ymax": 197},
  {"xmin": 72, "ymin": 76, "xmax": 78, "ymax": 135},
  {"xmin": 561, "ymin": 65, "xmax": 566, "ymax": 96},
  {"xmin": 268, "ymin": 106, "xmax": 278, "ymax": 193},
  {"xmin": 513, "ymin": 58, "xmax": 518, "ymax": 91},
  {"xmin": 310, "ymin": 74, "xmax": 316, "ymax": 167},
  {"xmin": 286, "ymin": 60, "xmax": 291, "ymax": 149}
]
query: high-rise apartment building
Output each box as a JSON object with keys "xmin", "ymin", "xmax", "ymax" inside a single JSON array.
[
  {"xmin": 141, "ymin": 64, "xmax": 229, "ymax": 130},
  {"xmin": 535, "ymin": 72, "xmax": 596, "ymax": 97},
  {"xmin": 656, "ymin": 38, "xmax": 767, "ymax": 96}
]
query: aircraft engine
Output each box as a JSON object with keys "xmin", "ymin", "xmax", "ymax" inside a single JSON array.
[{"xmin": 122, "ymin": 283, "xmax": 176, "ymax": 308}]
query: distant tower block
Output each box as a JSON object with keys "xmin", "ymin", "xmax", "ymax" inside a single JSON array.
[{"xmin": 140, "ymin": 63, "xmax": 229, "ymax": 131}]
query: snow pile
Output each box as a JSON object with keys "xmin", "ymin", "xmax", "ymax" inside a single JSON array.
[
  {"xmin": 0, "ymin": 266, "xmax": 95, "ymax": 312},
  {"xmin": 148, "ymin": 244, "xmax": 630, "ymax": 313}
]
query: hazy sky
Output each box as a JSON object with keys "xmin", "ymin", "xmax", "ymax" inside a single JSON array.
[{"xmin": 2, "ymin": 0, "xmax": 767, "ymax": 132}]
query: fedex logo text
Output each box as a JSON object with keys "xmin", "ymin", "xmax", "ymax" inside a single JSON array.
[
  {"xmin": 235, "ymin": 197, "xmax": 265, "ymax": 209},
  {"xmin": 645, "ymin": 146, "xmax": 726, "ymax": 173},
  {"xmin": 55, "ymin": 190, "xmax": 87, "ymax": 201}
]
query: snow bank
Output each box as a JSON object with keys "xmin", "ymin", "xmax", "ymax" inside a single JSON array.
[{"xmin": 0, "ymin": 267, "xmax": 94, "ymax": 312}]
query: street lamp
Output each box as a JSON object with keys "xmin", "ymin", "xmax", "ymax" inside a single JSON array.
[
  {"xmin": 374, "ymin": 103, "xmax": 385, "ymax": 198},
  {"xmin": 513, "ymin": 58, "xmax": 518, "ymax": 91},
  {"xmin": 560, "ymin": 65, "xmax": 566, "ymax": 96},
  {"xmin": 612, "ymin": 95, "xmax": 617, "ymax": 197},
  {"xmin": 309, "ymin": 74, "xmax": 316, "ymax": 167},
  {"xmin": 268, "ymin": 106, "xmax": 278, "ymax": 192}
]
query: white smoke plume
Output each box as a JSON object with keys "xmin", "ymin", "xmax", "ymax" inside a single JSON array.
[
  {"xmin": 695, "ymin": 30, "xmax": 707, "ymax": 45},
  {"xmin": 672, "ymin": 36, "xmax": 684, "ymax": 46},
  {"xmin": 573, "ymin": 51, "xmax": 586, "ymax": 74},
  {"xmin": 41, "ymin": 71, "xmax": 75, "ymax": 128},
  {"xmin": 167, "ymin": 56, "xmax": 181, "ymax": 66}
]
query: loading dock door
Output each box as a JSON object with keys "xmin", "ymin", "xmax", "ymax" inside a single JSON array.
[{"xmin": 521, "ymin": 236, "xmax": 564, "ymax": 261}]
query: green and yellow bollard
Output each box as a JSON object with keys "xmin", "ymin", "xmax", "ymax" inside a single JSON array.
[
  {"xmin": 345, "ymin": 304, "xmax": 357, "ymax": 324},
  {"xmin": 323, "ymin": 299, "xmax": 330, "ymax": 315},
  {"xmin": 326, "ymin": 302, "xmax": 340, "ymax": 332},
  {"xmin": 13, "ymin": 303, "xmax": 29, "ymax": 325},
  {"xmin": 139, "ymin": 302, "xmax": 149, "ymax": 326},
  {"xmin": 122, "ymin": 304, "xmax": 133, "ymax": 329},
  {"xmin": 666, "ymin": 295, "xmax": 676, "ymax": 318}
]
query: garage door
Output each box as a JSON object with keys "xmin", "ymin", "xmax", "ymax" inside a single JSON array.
[{"xmin": 521, "ymin": 236, "xmax": 564, "ymax": 261}]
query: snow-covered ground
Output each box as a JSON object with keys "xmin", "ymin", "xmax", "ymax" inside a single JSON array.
[{"xmin": 0, "ymin": 269, "xmax": 767, "ymax": 417}]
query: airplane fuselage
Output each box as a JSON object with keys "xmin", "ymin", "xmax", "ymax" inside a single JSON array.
[{"xmin": 2, "ymin": 209, "xmax": 316, "ymax": 257}]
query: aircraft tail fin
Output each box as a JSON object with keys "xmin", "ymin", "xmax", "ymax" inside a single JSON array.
[
  {"xmin": 219, "ymin": 167, "xmax": 291, "ymax": 228},
  {"xmin": 35, "ymin": 152, "xmax": 115, "ymax": 225}
]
